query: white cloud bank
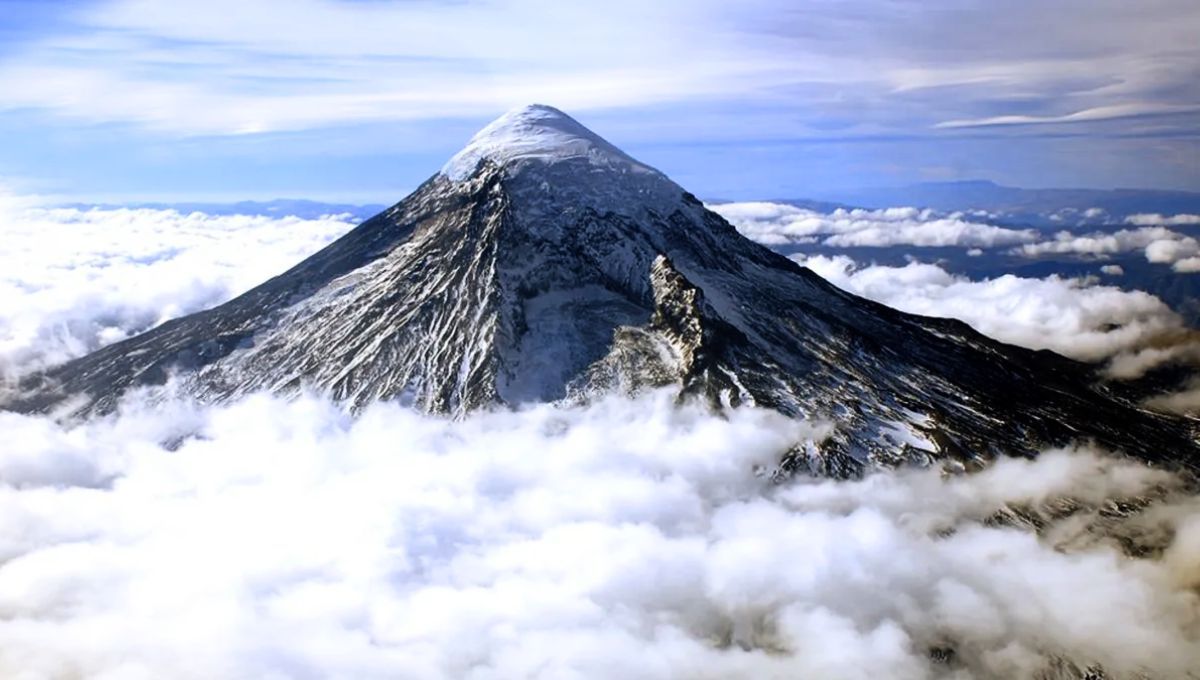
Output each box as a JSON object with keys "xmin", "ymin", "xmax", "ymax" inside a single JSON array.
[
  {"xmin": 1017, "ymin": 227, "xmax": 1200, "ymax": 273},
  {"xmin": 0, "ymin": 202, "xmax": 355, "ymax": 381},
  {"xmin": 1127, "ymin": 213, "xmax": 1200, "ymax": 227},
  {"xmin": 712, "ymin": 202, "xmax": 1038, "ymax": 249},
  {"xmin": 713, "ymin": 203, "xmax": 1200, "ymax": 276},
  {"xmin": 797, "ymin": 254, "xmax": 1194, "ymax": 371},
  {"xmin": 1, "ymin": 391, "xmax": 1199, "ymax": 679}
]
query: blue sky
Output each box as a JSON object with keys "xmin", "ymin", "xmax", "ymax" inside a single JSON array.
[{"xmin": 0, "ymin": 0, "xmax": 1197, "ymax": 203}]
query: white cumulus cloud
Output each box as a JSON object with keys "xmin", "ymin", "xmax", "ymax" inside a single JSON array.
[
  {"xmin": 797, "ymin": 254, "xmax": 1192, "ymax": 369},
  {"xmin": 0, "ymin": 202, "xmax": 355, "ymax": 381},
  {"xmin": 1126, "ymin": 213, "xmax": 1200, "ymax": 226},
  {"xmin": 0, "ymin": 391, "xmax": 1198, "ymax": 679},
  {"xmin": 1017, "ymin": 227, "xmax": 1200, "ymax": 273},
  {"xmin": 711, "ymin": 202, "xmax": 1038, "ymax": 249}
]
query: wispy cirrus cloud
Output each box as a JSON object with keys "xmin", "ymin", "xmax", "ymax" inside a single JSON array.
[
  {"xmin": 934, "ymin": 103, "xmax": 1200, "ymax": 129},
  {"xmin": 0, "ymin": 1, "xmax": 1197, "ymax": 197},
  {"xmin": 0, "ymin": 0, "xmax": 1196, "ymax": 141},
  {"xmin": 0, "ymin": 0, "xmax": 760, "ymax": 136}
]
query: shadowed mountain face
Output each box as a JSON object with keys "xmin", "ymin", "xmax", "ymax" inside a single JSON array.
[{"xmin": 6, "ymin": 105, "xmax": 1197, "ymax": 475}]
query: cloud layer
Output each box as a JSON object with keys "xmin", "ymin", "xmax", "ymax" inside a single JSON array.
[
  {"xmin": 1017, "ymin": 226, "xmax": 1200, "ymax": 273},
  {"xmin": 1127, "ymin": 213, "xmax": 1200, "ymax": 227},
  {"xmin": 712, "ymin": 202, "xmax": 1037, "ymax": 249},
  {"xmin": 0, "ymin": 202, "xmax": 354, "ymax": 381},
  {"xmin": 1, "ymin": 391, "xmax": 1199, "ymax": 679},
  {"xmin": 798, "ymin": 254, "xmax": 1190, "ymax": 368}
]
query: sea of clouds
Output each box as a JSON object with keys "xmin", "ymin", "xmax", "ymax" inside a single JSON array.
[
  {"xmin": 1017, "ymin": 226, "xmax": 1200, "ymax": 273},
  {"xmin": 796, "ymin": 254, "xmax": 1190, "ymax": 370},
  {"xmin": 710, "ymin": 202, "xmax": 1039, "ymax": 249},
  {"xmin": 715, "ymin": 201, "xmax": 1200, "ymax": 399},
  {"xmin": 712, "ymin": 201, "xmax": 1200, "ymax": 273},
  {"xmin": 1, "ymin": 199, "xmax": 1200, "ymax": 678},
  {"xmin": 4, "ymin": 392, "xmax": 1200, "ymax": 679},
  {"xmin": 0, "ymin": 200, "xmax": 354, "ymax": 381}
]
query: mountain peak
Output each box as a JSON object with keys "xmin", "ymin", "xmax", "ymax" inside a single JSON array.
[{"xmin": 440, "ymin": 104, "xmax": 659, "ymax": 180}]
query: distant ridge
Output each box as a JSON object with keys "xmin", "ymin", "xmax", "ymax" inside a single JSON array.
[
  {"xmin": 817, "ymin": 180, "xmax": 1200, "ymax": 219},
  {"xmin": 59, "ymin": 199, "xmax": 388, "ymax": 222}
]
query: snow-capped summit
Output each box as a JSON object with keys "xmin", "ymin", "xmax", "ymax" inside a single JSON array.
[
  {"xmin": 8, "ymin": 105, "xmax": 1196, "ymax": 476},
  {"xmin": 441, "ymin": 104, "xmax": 662, "ymax": 180}
]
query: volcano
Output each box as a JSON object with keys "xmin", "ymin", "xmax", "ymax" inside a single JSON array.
[{"xmin": 7, "ymin": 105, "xmax": 1196, "ymax": 475}]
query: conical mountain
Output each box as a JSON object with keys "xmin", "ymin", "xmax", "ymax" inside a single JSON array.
[{"xmin": 7, "ymin": 105, "xmax": 1196, "ymax": 475}]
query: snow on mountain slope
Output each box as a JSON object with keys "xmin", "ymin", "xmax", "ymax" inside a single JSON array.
[
  {"xmin": 5, "ymin": 105, "xmax": 1197, "ymax": 476},
  {"xmin": 441, "ymin": 104, "xmax": 660, "ymax": 181}
]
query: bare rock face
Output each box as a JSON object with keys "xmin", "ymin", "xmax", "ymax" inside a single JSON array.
[
  {"xmin": 644, "ymin": 255, "xmax": 752, "ymax": 406},
  {"xmin": 6, "ymin": 104, "xmax": 1197, "ymax": 476}
]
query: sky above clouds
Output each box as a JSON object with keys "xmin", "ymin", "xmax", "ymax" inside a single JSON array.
[{"xmin": 0, "ymin": 0, "xmax": 1196, "ymax": 202}]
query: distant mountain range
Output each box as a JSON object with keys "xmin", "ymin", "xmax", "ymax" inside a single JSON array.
[
  {"xmin": 812, "ymin": 180, "xmax": 1200, "ymax": 224},
  {"xmin": 62, "ymin": 199, "xmax": 388, "ymax": 222}
]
